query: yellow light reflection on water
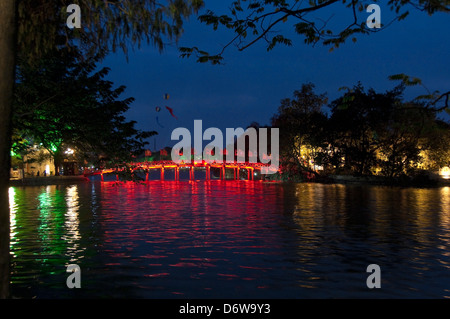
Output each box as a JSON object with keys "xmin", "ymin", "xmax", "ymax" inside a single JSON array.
[
  {"xmin": 64, "ymin": 185, "xmax": 83, "ymax": 263},
  {"xmin": 442, "ymin": 187, "xmax": 450, "ymax": 216},
  {"xmin": 9, "ymin": 187, "xmax": 17, "ymax": 255},
  {"xmin": 440, "ymin": 187, "xmax": 450, "ymax": 237},
  {"xmin": 439, "ymin": 186, "xmax": 450, "ymax": 299}
]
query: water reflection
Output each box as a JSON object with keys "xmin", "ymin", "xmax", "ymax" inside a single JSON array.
[
  {"xmin": 9, "ymin": 185, "xmax": 85, "ymax": 297},
  {"xmin": 441, "ymin": 187, "xmax": 450, "ymax": 224},
  {"xmin": 37, "ymin": 185, "xmax": 67, "ymax": 264},
  {"xmin": 8, "ymin": 182, "xmax": 450, "ymax": 298},
  {"xmin": 63, "ymin": 185, "xmax": 83, "ymax": 263},
  {"xmin": 282, "ymin": 183, "xmax": 450, "ymax": 297},
  {"xmin": 439, "ymin": 187, "xmax": 450, "ymax": 260},
  {"xmin": 9, "ymin": 187, "xmax": 18, "ymax": 255}
]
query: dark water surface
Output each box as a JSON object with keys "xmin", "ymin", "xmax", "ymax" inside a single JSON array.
[{"xmin": 8, "ymin": 181, "xmax": 450, "ymax": 298}]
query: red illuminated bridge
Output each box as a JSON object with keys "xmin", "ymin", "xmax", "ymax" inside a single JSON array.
[{"xmin": 84, "ymin": 161, "xmax": 277, "ymax": 182}]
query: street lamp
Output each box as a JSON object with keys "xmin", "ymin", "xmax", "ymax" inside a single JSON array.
[{"xmin": 440, "ymin": 166, "xmax": 450, "ymax": 179}]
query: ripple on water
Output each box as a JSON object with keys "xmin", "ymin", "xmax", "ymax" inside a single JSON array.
[{"xmin": 8, "ymin": 182, "xmax": 450, "ymax": 298}]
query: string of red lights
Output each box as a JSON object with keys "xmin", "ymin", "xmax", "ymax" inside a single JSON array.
[{"xmin": 84, "ymin": 161, "xmax": 275, "ymax": 181}]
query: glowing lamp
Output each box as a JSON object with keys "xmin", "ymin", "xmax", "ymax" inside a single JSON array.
[{"xmin": 440, "ymin": 167, "xmax": 450, "ymax": 179}]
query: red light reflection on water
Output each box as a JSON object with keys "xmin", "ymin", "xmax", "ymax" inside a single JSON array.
[{"xmin": 94, "ymin": 180, "xmax": 285, "ymax": 296}]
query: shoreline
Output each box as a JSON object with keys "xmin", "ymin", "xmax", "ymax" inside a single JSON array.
[
  {"xmin": 326, "ymin": 174, "xmax": 450, "ymax": 188},
  {"xmin": 8, "ymin": 174, "xmax": 450, "ymax": 188},
  {"xmin": 9, "ymin": 176, "xmax": 90, "ymax": 187}
]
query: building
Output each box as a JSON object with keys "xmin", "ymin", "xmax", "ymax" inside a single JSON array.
[{"xmin": 10, "ymin": 144, "xmax": 79, "ymax": 179}]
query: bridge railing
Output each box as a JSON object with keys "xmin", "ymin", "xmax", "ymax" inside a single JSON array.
[{"xmin": 84, "ymin": 160, "xmax": 274, "ymax": 181}]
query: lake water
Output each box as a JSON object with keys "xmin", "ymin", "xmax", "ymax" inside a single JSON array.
[{"xmin": 8, "ymin": 181, "xmax": 450, "ymax": 298}]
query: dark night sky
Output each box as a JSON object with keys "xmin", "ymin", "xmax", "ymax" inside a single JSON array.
[{"xmin": 100, "ymin": 3, "xmax": 450, "ymax": 151}]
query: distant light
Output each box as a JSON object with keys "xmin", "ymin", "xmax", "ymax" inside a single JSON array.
[
  {"xmin": 65, "ymin": 148, "xmax": 74, "ymax": 155},
  {"xmin": 440, "ymin": 167, "xmax": 450, "ymax": 179},
  {"xmin": 49, "ymin": 142, "xmax": 59, "ymax": 153}
]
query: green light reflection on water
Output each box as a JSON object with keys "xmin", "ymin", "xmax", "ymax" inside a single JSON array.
[
  {"xmin": 37, "ymin": 185, "xmax": 67, "ymax": 264},
  {"xmin": 9, "ymin": 187, "xmax": 17, "ymax": 254},
  {"xmin": 9, "ymin": 185, "xmax": 84, "ymax": 269}
]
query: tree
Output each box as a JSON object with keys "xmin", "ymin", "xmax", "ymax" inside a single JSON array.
[
  {"xmin": 326, "ymin": 83, "xmax": 445, "ymax": 177},
  {"xmin": 0, "ymin": 0, "xmax": 16, "ymax": 299},
  {"xmin": 422, "ymin": 120, "xmax": 450, "ymax": 170},
  {"xmin": 270, "ymin": 81, "xmax": 449, "ymax": 179},
  {"xmin": 14, "ymin": 48, "xmax": 155, "ymax": 176},
  {"xmin": 180, "ymin": 0, "xmax": 450, "ymax": 64},
  {"xmin": 10, "ymin": 130, "xmax": 34, "ymax": 179},
  {"xmin": 327, "ymin": 84, "xmax": 393, "ymax": 175},
  {"xmin": 376, "ymin": 102, "xmax": 436, "ymax": 177},
  {"xmin": 271, "ymin": 83, "xmax": 328, "ymax": 179},
  {"xmin": 1, "ymin": 0, "xmax": 204, "ymax": 299},
  {"xmin": 16, "ymin": 0, "xmax": 204, "ymax": 60}
]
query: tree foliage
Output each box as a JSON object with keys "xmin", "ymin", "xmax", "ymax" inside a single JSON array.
[
  {"xmin": 272, "ymin": 81, "xmax": 450, "ymax": 179},
  {"xmin": 17, "ymin": 0, "xmax": 204, "ymax": 61},
  {"xmin": 180, "ymin": 0, "xmax": 450, "ymax": 64},
  {"xmin": 271, "ymin": 83, "xmax": 328, "ymax": 179},
  {"xmin": 14, "ymin": 48, "xmax": 155, "ymax": 175}
]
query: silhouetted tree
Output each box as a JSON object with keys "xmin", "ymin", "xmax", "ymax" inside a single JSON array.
[
  {"xmin": 328, "ymin": 83, "xmax": 443, "ymax": 177},
  {"xmin": 181, "ymin": 0, "xmax": 450, "ymax": 64},
  {"xmin": 14, "ymin": 48, "xmax": 155, "ymax": 175},
  {"xmin": 271, "ymin": 83, "xmax": 328, "ymax": 179}
]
